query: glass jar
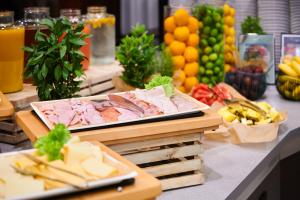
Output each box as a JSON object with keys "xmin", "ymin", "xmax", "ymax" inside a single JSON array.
[
  {"xmin": 0, "ymin": 11, "xmax": 25, "ymax": 93},
  {"xmin": 86, "ymin": 6, "xmax": 116, "ymax": 65},
  {"xmin": 60, "ymin": 9, "xmax": 91, "ymax": 70},
  {"xmin": 22, "ymin": 7, "xmax": 49, "ymax": 83}
]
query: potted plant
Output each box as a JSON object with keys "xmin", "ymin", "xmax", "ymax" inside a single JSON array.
[{"xmin": 24, "ymin": 17, "xmax": 89, "ymax": 100}]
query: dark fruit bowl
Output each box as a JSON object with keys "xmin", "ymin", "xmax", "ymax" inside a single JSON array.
[
  {"xmin": 276, "ymin": 74, "xmax": 300, "ymax": 101},
  {"xmin": 225, "ymin": 70, "xmax": 267, "ymax": 100}
]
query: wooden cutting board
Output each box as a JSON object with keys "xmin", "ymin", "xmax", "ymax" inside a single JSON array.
[
  {"xmin": 0, "ymin": 91, "xmax": 14, "ymax": 120},
  {"xmin": 16, "ymin": 110, "xmax": 222, "ymax": 144}
]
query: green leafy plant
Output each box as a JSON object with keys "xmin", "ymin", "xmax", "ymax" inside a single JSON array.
[
  {"xmin": 116, "ymin": 24, "xmax": 158, "ymax": 88},
  {"xmin": 24, "ymin": 17, "xmax": 89, "ymax": 100},
  {"xmin": 34, "ymin": 124, "xmax": 71, "ymax": 161},
  {"xmin": 241, "ymin": 16, "xmax": 266, "ymax": 34},
  {"xmin": 155, "ymin": 45, "xmax": 173, "ymax": 77},
  {"xmin": 145, "ymin": 75, "xmax": 174, "ymax": 97}
]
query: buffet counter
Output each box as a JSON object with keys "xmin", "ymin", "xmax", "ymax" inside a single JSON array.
[{"xmin": 159, "ymin": 86, "xmax": 300, "ymax": 200}]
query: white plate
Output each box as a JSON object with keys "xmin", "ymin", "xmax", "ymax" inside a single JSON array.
[
  {"xmin": 1, "ymin": 149, "xmax": 138, "ymax": 200},
  {"xmin": 31, "ymin": 90, "xmax": 210, "ymax": 131}
]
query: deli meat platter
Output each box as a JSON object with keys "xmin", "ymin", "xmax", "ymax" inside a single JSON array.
[{"xmin": 31, "ymin": 86, "xmax": 210, "ymax": 131}]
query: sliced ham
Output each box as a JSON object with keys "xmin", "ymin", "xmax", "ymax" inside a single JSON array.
[
  {"xmin": 84, "ymin": 108, "xmax": 104, "ymax": 124},
  {"xmin": 114, "ymin": 107, "xmax": 139, "ymax": 121},
  {"xmin": 56, "ymin": 110, "xmax": 76, "ymax": 126},
  {"xmin": 171, "ymin": 95, "xmax": 199, "ymax": 112},
  {"xmin": 39, "ymin": 104, "xmax": 54, "ymax": 112}
]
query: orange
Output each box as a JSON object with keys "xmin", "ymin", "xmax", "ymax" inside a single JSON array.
[
  {"xmin": 187, "ymin": 33, "xmax": 199, "ymax": 47},
  {"xmin": 224, "ymin": 4, "xmax": 231, "ymax": 16},
  {"xmin": 184, "ymin": 46, "xmax": 198, "ymax": 62},
  {"xmin": 225, "ymin": 36, "xmax": 234, "ymax": 45},
  {"xmin": 224, "ymin": 44, "xmax": 231, "ymax": 53},
  {"xmin": 178, "ymin": 85, "xmax": 186, "ymax": 93},
  {"xmin": 230, "ymin": 7, "xmax": 236, "ymax": 16},
  {"xmin": 184, "ymin": 76, "xmax": 199, "ymax": 92},
  {"xmin": 174, "ymin": 26, "xmax": 190, "ymax": 42},
  {"xmin": 224, "ymin": 16, "xmax": 235, "ymax": 27},
  {"xmin": 184, "ymin": 62, "xmax": 199, "ymax": 76},
  {"xmin": 172, "ymin": 55, "xmax": 185, "ymax": 69},
  {"xmin": 164, "ymin": 16, "xmax": 176, "ymax": 33},
  {"xmin": 173, "ymin": 69, "xmax": 186, "ymax": 84},
  {"xmin": 228, "ymin": 27, "xmax": 235, "ymax": 37},
  {"xmin": 224, "ymin": 64, "xmax": 231, "ymax": 72},
  {"xmin": 164, "ymin": 33, "xmax": 174, "ymax": 45},
  {"xmin": 170, "ymin": 40, "xmax": 186, "ymax": 56},
  {"xmin": 174, "ymin": 8, "xmax": 189, "ymax": 26},
  {"xmin": 224, "ymin": 25, "xmax": 229, "ymax": 36},
  {"xmin": 188, "ymin": 16, "xmax": 199, "ymax": 33}
]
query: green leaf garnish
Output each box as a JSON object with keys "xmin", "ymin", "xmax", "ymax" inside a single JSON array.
[
  {"xmin": 34, "ymin": 124, "xmax": 71, "ymax": 161},
  {"xmin": 145, "ymin": 75, "xmax": 174, "ymax": 97}
]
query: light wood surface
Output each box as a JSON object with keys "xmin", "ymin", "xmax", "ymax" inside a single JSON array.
[
  {"xmin": 16, "ymin": 110, "xmax": 222, "ymax": 143},
  {"xmin": 62, "ymin": 141, "xmax": 161, "ymax": 200},
  {"xmin": 0, "ymin": 91, "xmax": 14, "ymax": 119}
]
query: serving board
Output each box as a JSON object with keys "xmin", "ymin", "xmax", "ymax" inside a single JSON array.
[
  {"xmin": 0, "ymin": 91, "xmax": 14, "ymax": 120},
  {"xmin": 16, "ymin": 110, "xmax": 221, "ymax": 144},
  {"xmin": 30, "ymin": 90, "xmax": 210, "ymax": 131},
  {"xmin": 0, "ymin": 142, "xmax": 161, "ymax": 200}
]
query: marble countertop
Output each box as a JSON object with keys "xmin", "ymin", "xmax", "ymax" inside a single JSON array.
[{"xmin": 159, "ymin": 86, "xmax": 300, "ymax": 200}]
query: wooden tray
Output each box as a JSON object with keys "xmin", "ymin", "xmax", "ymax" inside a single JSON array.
[
  {"xmin": 16, "ymin": 110, "xmax": 222, "ymax": 144},
  {"xmin": 0, "ymin": 91, "xmax": 14, "ymax": 120}
]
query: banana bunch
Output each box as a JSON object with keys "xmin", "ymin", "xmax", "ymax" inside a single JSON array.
[
  {"xmin": 277, "ymin": 55, "xmax": 300, "ymax": 100},
  {"xmin": 218, "ymin": 101, "xmax": 282, "ymax": 125},
  {"xmin": 279, "ymin": 55, "xmax": 300, "ymax": 77}
]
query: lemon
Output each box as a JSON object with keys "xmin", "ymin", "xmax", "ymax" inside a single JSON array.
[
  {"xmin": 230, "ymin": 7, "xmax": 236, "ymax": 16},
  {"xmin": 172, "ymin": 55, "xmax": 185, "ymax": 69},
  {"xmin": 164, "ymin": 16, "xmax": 176, "ymax": 33},
  {"xmin": 184, "ymin": 47, "xmax": 199, "ymax": 62},
  {"xmin": 170, "ymin": 41, "xmax": 186, "ymax": 56},
  {"xmin": 184, "ymin": 62, "xmax": 199, "ymax": 77},
  {"xmin": 228, "ymin": 27, "xmax": 235, "ymax": 37},
  {"xmin": 174, "ymin": 26, "xmax": 190, "ymax": 42},
  {"xmin": 174, "ymin": 8, "xmax": 189, "ymax": 26}
]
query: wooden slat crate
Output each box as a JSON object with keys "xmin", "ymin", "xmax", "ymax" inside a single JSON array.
[
  {"xmin": 109, "ymin": 133, "xmax": 205, "ymax": 190},
  {"xmin": 0, "ymin": 63, "xmax": 123, "ymax": 144}
]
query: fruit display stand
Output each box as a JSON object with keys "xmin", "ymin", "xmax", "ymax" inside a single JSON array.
[
  {"xmin": 62, "ymin": 141, "xmax": 161, "ymax": 200},
  {"xmin": 16, "ymin": 110, "xmax": 222, "ymax": 190},
  {"xmin": 0, "ymin": 62, "xmax": 123, "ymax": 144}
]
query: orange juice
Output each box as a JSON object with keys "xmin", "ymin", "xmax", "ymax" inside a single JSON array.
[{"xmin": 0, "ymin": 27, "xmax": 25, "ymax": 93}]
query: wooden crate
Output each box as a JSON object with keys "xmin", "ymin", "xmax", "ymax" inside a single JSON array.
[
  {"xmin": 0, "ymin": 63, "xmax": 123, "ymax": 144},
  {"xmin": 109, "ymin": 133, "xmax": 205, "ymax": 190}
]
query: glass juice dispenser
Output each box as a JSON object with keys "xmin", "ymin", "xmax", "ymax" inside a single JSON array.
[
  {"xmin": 0, "ymin": 11, "xmax": 25, "ymax": 93},
  {"xmin": 86, "ymin": 6, "xmax": 116, "ymax": 65}
]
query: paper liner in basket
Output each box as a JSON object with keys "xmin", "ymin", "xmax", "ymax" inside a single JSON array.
[{"xmin": 204, "ymin": 103, "xmax": 287, "ymax": 144}]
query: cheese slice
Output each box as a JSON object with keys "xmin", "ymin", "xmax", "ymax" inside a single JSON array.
[
  {"xmin": 62, "ymin": 141, "xmax": 103, "ymax": 166},
  {"xmin": 81, "ymin": 158, "xmax": 117, "ymax": 178}
]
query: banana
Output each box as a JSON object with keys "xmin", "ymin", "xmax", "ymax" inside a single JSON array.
[
  {"xmin": 278, "ymin": 63, "xmax": 298, "ymax": 77},
  {"xmin": 278, "ymin": 75, "xmax": 300, "ymax": 84},
  {"xmin": 293, "ymin": 56, "xmax": 300, "ymax": 64},
  {"xmin": 291, "ymin": 61, "xmax": 300, "ymax": 76}
]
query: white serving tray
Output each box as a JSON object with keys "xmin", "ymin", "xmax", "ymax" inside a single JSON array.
[
  {"xmin": 1, "ymin": 149, "xmax": 137, "ymax": 200},
  {"xmin": 31, "ymin": 89, "xmax": 210, "ymax": 131}
]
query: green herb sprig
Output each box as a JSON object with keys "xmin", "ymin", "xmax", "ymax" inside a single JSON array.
[
  {"xmin": 241, "ymin": 16, "xmax": 266, "ymax": 34},
  {"xmin": 34, "ymin": 124, "xmax": 71, "ymax": 161},
  {"xmin": 24, "ymin": 17, "xmax": 89, "ymax": 100},
  {"xmin": 116, "ymin": 24, "xmax": 158, "ymax": 88}
]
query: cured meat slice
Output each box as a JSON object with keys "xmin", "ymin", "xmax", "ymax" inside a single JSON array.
[
  {"xmin": 56, "ymin": 110, "xmax": 76, "ymax": 126},
  {"xmin": 114, "ymin": 107, "xmax": 139, "ymax": 121},
  {"xmin": 171, "ymin": 95, "xmax": 199, "ymax": 112},
  {"xmin": 100, "ymin": 107, "xmax": 120, "ymax": 122},
  {"xmin": 39, "ymin": 104, "xmax": 54, "ymax": 112}
]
